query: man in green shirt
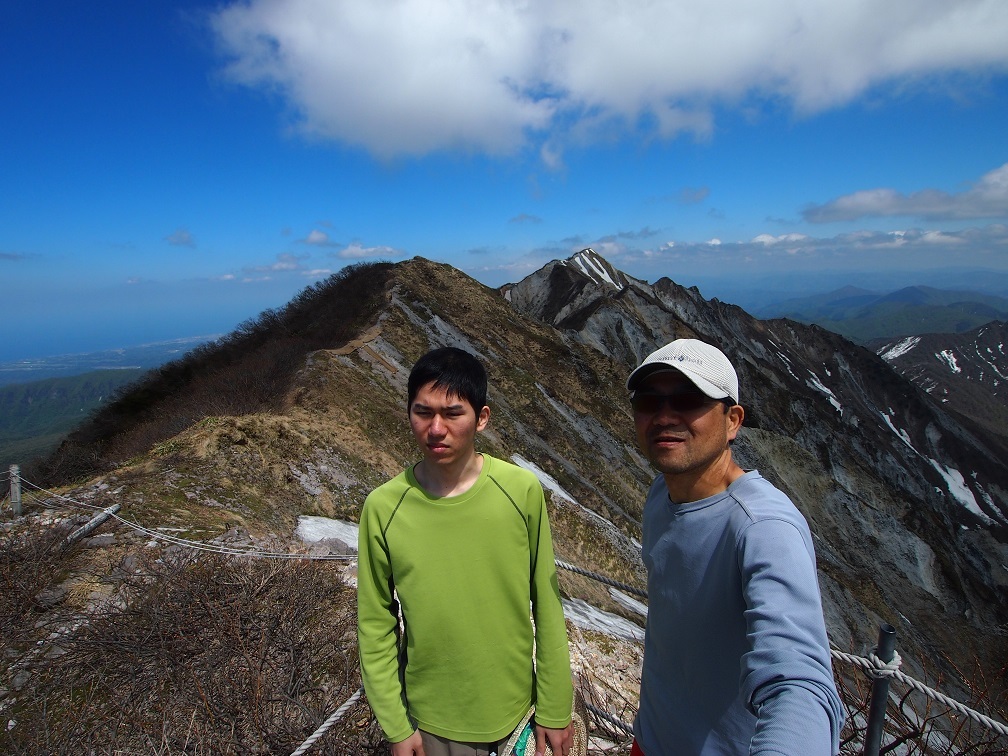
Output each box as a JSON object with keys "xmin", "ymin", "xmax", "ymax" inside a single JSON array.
[{"xmin": 357, "ymin": 347, "xmax": 574, "ymax": 756}]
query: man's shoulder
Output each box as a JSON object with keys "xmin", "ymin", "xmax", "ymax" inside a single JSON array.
[
  {"xmin": 483, "ymin": 455, "xmax": 548, "ymax": 510},
  {"xmin": 484, "ymin": 455, "xmax": 544, "ymax": 496},
  {"xmin": 730, "ymin": 471, "xmax": 808, "ymax": 527},
  {"xmin": 364, "ymin": 468, "xmax": 414, "ymax": 510}
]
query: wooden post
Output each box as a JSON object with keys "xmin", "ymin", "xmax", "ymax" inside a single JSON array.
[
  {"xmin": 65, "ymin": 504, "xmax": 121, "ymax": 546},
  {"xmin": 9, "ymin": 464, "xmax": 21, "ymax": 516}
]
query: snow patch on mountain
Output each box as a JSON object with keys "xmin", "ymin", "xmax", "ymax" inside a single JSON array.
[
  {"xmin": 610, "ymin": 587, "xmax": 648, "ymax": 619},
  {"xmin": 880, "ymin": 409, "xmax": 918, "ymax": 453},
  {"xmin": 567, "ymin": 248, "xmax": 622, "ymax": 290},
  {"xmin": 927, "ymin": 461, "xmax": 991, "ymax": 525},
  {"xmin": 936, "ymin": 349, "xmax": 962, "ymax": 374},
  {"xmin": 562, "ymin": 598, "xmax": 644, "ymax": 642},
  {"xmin": 880, "ymin": 337, "xmax": 921, "ymax": 361},
  {"xmin": 806, "ymin": 371, "xmax": 841, "ymax": 412},
  {"xmin": 295, "ymin": 516, "xmax": 359, "ymax": 549}
]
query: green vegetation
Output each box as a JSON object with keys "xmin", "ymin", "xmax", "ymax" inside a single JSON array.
[{"xmin": 0, "ymin": 369, "xmax": 144, "ymax": 468}]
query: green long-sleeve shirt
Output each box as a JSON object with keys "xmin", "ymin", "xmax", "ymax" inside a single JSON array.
[{"xmin": 357, "ymin": 454, "xmax": 573, "ymax": 744}]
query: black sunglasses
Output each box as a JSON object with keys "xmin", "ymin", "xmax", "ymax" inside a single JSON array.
[{"xmin": 630, "ymin": 390, "xmax": 727, "ymax": 414}]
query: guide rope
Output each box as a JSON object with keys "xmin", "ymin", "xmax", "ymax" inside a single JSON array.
[
  {"xmin": 289, "ymin": 686, "xmax": 364, "ymax": 756},
  {"xmin": 829, "ymin": 648, "xmax": 1008, "ymax": 738},
  {"xmin": 555, "ymin": 558, "xmax": 647, "ymax": 600},
  {"xmin": 15, "ymin": 477, "xmax": 355, "ymax": 561}
]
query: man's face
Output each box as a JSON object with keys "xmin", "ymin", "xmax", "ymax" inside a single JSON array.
[
  {"xmin": 409, "ymin": 381, "xmax": 490, "ymax": 467},
  {"xmin": 632, "ymin": 371, "xmax": 742, "ymax": 477}
]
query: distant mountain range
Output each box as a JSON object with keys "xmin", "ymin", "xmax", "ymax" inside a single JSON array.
[
  {"xmin": 756, "ymin": 285, "xmax": 1008, "ymax": 343},
  {"xmin": 0, "ymin": 369, "xmax": 144, "ymax": 468},
  {"xmin": 6, "ymin": 280, "xmax": 1007, "ymax": 479}
]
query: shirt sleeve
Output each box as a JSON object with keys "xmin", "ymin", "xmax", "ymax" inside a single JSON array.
[
  {"xmin": 356, "ymin": 492, "xmax": 415, "ymax": 744},
  {"xmin": 527, "ymin": 483, "xmax": 574, "ymax": 729},
  {"xmin": 737, "ymin": 518, "xmax": 845, "ymax": 755}
]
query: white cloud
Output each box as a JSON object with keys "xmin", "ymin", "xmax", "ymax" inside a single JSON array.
[
  {"xmin": 165, "ymin": 227, "xmax": 196, "ymax": 248},
  {"xmin": 752, "ymin": 233, "xmax": 811, "ymax": 245},
  {"xmin": 804, "ymin": 163, "xmax": 1008, "ymax": 222},
  {"xmin": 245, "ymin": 252, "xmax": 309, "ymax": 273},
  {"xmin": 304, "ymin": 229, "xmax": 333, "ymax": 245},
  {"xmin": 338, "ymin": 243, "xmax": 401, "ymax": 260},
  {"xmin": 616, "ymin": 223, "xmax": 1008, "ymax": 279},
  {"xmin": 211, "ymin": 0, "xmax": 1008, "ymax": 159}
]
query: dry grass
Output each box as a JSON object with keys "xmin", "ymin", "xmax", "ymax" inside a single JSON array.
[{"xmin": 1, "ymin": 526, "xmax": 384, "ymax": 755}]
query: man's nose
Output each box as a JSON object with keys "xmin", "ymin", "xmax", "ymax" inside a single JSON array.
[
  {"xmin": 652, "ymin": 402, "xmax": 685, "ymax": 423},
  {"xmin": 429, "ymin": 414, "xmax": 447, "ymax": 434}
]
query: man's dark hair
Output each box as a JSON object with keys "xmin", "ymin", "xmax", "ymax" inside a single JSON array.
[{"xmin": 408, "ymin": 347, "xmax": 488, "ymax": 413}]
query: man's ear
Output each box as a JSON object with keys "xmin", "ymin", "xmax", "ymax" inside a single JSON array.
[
  {"xmin": 476, "ymin": 405, "xmax": 490, "ymax": 432},
  {"xmin": 726, "ymin": 404, "xmax": 744, "ymax": 441}
]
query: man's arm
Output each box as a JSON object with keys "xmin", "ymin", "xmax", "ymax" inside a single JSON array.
[
  {"xmin": 356, "ymin": 494, "xmax": 416, "ymax": 744},
  {"xmin": 739, "ymin": 518, "xmax": 845, "ymax": 755},
  {"xmin": 527, "ymin": 481, "xmax": 574, "ymax": 730}
]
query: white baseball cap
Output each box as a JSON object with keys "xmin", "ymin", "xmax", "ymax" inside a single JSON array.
[{"xmin": 626, "ymin": 338, "xmax": 740, "ymax": 405}]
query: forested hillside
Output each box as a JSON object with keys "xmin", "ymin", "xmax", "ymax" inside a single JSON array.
[{"xmin": 0, "ymin": 369, "xmax": 143, "ymax": 469}]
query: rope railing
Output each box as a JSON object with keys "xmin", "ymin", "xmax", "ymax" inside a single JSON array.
[
  {"xmin": 15, "ymin": 477, "xmax": 356, "ymax": 561},
  {"xmin": 555, "ymin": 558, "xmax": 647, "ymax": 600},
  {"xmin": 584, "ymin": 701, "xmax": 635, "ymax": 738},
  {"xmin": 829, "ymin": 648, "xmax": 1008, "ymax": 739},
  {"xmin": 289, "ymin": 686, "xmax": 364, "ymax": 756}
]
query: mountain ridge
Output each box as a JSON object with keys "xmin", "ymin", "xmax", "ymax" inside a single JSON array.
[{"xmin": 5, "ymin": 252, "xmax": 1008, "ymax": 752}]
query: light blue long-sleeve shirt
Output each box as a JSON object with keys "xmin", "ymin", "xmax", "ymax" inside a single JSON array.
[{"xmin": 634, "ymin": 471, "xmax": 844, "ymax": 755}]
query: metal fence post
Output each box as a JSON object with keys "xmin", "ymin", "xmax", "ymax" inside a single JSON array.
[
  {"xmin": 863, "ymin": 623, "xmax": 897, "ymax": 756},
  {"xmin": 10, "ymin": 464, "xmax": 21, "ymax": 516}
]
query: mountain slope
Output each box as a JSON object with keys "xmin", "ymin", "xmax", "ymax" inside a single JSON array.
[
  {"xmin": 9, "ymin": 254, "xmax": 1008, "ymax": 750},
  {"xmin": 876, "ymin": 322, "xmax": 1008, "ymax": 446}
]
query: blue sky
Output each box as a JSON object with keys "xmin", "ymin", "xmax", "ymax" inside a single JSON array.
[{"xmin": 3, "ymin": 0, "xmax": 1008, "ymax": 362}]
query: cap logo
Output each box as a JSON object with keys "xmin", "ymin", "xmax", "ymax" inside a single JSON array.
[{"xmin": 674, "ymin": 354, "xmax": 703, "ymax": 366}]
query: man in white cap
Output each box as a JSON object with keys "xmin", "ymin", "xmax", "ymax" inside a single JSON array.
[{"xmin": 627, "ymin": 339, "xmax": 844, "ymax": 756}]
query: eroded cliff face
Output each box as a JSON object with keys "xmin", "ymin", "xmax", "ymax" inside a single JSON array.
[{"xmin": 503, "ymin": 249, "xmax": 1008, "ymax": 698}]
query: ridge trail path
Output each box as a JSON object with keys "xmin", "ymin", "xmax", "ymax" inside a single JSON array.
[{"xmin": 332, "ymin": 326, "xmax": 398, "ymax": 374}]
